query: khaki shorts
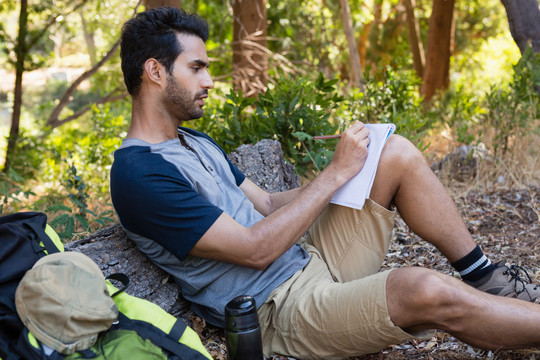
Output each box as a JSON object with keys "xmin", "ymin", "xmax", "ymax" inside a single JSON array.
[{"xmin": 258, "ymin": 200, "xmax": 433, "ymax": 359}]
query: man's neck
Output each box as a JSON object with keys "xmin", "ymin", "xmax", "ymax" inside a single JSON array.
[{"xmin": 128, "ymin": 99, "xmax": 182, "ymax": 144}]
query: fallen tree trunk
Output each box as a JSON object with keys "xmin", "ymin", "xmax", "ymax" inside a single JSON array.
[{"xmin": 65, "ymin": 139, "xmax": 300, "ymax": 315}]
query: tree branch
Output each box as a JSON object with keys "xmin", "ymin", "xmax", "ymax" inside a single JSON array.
[
  {"xmin": 46, "ymin": 38, "xmax": 121, "ymax": 127},
  {"xmin": 48, "ymin": 89, "xmax": 129, "ymax": 129},
  {"xmin": 27, "ymin": 0, "xmax": 87, "ymax": 50},
  {"xmin": 45, "ymin": 0, "xmax": 143, "ymax": 128}
]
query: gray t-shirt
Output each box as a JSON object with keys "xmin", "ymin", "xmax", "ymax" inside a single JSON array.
[{"xmin": 110, "ymin": 127, "xmax": 310, "ymax": 326}]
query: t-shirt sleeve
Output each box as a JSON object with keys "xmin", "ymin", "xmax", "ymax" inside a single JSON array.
[{"xmin": 110, "ymin": 146, "xmax": 223, "ymax": 260}]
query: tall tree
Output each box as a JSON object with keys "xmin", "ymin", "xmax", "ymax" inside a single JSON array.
[
  {"xmin": 2, "ymin": 0, "xmax": 86, "ymax": 172},
  {"xmin": 366, "ymin": 0, "xmax": 384, "ymax": 74},
  {"xmin": 404, "ymin": 0, "xmax": 425, "ymax": 79},
  {"xmin": 339, "ymin": 0, "xmax": 365, "ymax": 89},
  {"xmin": 420, "ymin": 0, "xmax": 455, "ymax": 102},
  {"xmin": 4, "ymin": 0, "xmax": 28, "ymax": 173},
  {"xmin": 232, "ymin": 0, "xmax": 268, "ymax": 97},
  {"xmin": 500, "ymin": 0, "xmax": 540, "ymax": 54}
]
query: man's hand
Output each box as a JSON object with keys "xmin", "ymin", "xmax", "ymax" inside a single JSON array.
[{"xmin": 327, "ymin": 121, "xmax": 371, "ymax": 181}]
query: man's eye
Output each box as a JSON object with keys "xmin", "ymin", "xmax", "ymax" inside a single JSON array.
[{"xmin": 193, "ymin": 67, "xmax": 201, "ymax": 72}]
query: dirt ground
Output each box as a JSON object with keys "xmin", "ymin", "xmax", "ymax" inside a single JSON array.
[{"xmin": 193, "ymin": 176, "xmax": 540, "ymax": 359}]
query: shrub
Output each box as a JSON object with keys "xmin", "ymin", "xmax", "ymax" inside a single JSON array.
[
  {"xmin": 482, "ymin": 48, "xmax": 540, "ymax": 155},
  {"xmin": 346, "ymin": 67, "xmax": 432, "ymax": 150},
  {"xmin": 194, "ymin": 73, "xmax": 344, "ymax": 176}
]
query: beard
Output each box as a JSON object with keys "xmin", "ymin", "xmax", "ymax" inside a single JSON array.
[{"xmin": 163, "ymin": 74, "xmax": 206, "ymax": 121}]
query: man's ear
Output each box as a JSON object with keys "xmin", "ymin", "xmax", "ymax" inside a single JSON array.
[{"xmin": 144, "ymin": 58, "xmax": 164, "ymax": 86}]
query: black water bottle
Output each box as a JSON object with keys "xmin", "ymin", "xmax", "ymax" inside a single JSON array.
[{"xmin": 225, "ymin": 295, "xmax": 264, "ymax": 360}]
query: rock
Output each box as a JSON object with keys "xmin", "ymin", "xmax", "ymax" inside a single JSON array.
[
  {"xmin": 227, "ymin": 139, "xmax": 300, "ymax": 192},
  {"xmin": 65, "ymin": 139, "xmax": 299, "ymax": 314}
]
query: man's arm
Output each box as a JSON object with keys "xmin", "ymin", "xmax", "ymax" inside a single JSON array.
[
  {"xmin": 189, "ymin": 122, "xmax": 371, "ymax": 270},
  {"xmin": 238, "ymin": 178, "xmax": 305, "ymax": 217}
]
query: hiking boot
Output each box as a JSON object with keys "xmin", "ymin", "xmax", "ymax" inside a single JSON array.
[{"xmin": 464, "ymin": 261, "xmax": 540, "ymax": 302}]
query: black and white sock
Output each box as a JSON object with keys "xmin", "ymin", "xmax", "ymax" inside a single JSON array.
[{"xmin": 451, "ymin": 245, "xmax": 495, "ymax": 282}]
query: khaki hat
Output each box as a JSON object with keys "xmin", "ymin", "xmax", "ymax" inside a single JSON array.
[{"xmin": 15, "ymin": 252, "xmax": 118, "ymax": 355}]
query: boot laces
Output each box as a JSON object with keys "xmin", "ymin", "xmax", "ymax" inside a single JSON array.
[{"xmin": 503, "ymin": 264, "xmax": 539, "ymax": 298}]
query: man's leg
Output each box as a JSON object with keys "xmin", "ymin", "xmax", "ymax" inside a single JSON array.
[
  {"xmin": 370, "ymin": 135, "xmax": 539, "ymax": 300},
  {"xmin": 370, "ymin": 135, "xmax": 476, "ymax": 261},
  {"xmin": 260, "ymin": 258, "xmax": 540, "ymax": 359},
  {"xmin": 258, "ymin": 256, "xmax": 435, "ymax": 359},
  {"xmin": 387, "ymin": 266, "xmax": 540, "ymax": 349},
  {"xmin": 306, "ymin": 198, "xmax": 395, "ymax": 282}
]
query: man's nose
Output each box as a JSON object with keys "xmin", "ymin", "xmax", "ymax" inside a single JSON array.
[{"xmin": 202, "ymin": 71, "xmax": 214, "ymax": 89}]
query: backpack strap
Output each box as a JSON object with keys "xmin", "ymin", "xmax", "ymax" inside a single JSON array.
[
  {"xmin": 169, "ymin": 318, "xmax": 188, "ymax": 341},
  {"xmin": 115, "ymin": 313, "xmax": 209, "ymax": 360},
  {"xmin": 22, "ymin": 213, "xmax": 60, "ymax": 256},
  {"xmin": 105, "ymin": 280, "xmax": 212, "ymax": 359},
  {"xmin": 106, "ymin": 273, "xmax": 130, "ymax": 297}
]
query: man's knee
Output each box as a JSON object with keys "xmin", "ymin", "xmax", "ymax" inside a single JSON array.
[
  {"xmin": 386, "ymin": 268, "xmax": 468, "ymax": 329},
  {"xmin": 380, "ymin": 134, "xmax": 426, "ymax": 169}
]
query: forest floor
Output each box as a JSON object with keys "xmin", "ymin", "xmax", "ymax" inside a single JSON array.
[{"xmin": 189, "ymin": 151, "xmax": 540, "ymax": 360}]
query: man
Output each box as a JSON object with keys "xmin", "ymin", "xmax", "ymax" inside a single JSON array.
[{"xmin": 111, "ymin": 7, "xmax": 540, "ymax": 359}]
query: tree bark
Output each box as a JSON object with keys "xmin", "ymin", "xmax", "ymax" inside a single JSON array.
[
  {"xmin": 339, "ymin": 0, "xmax": 365, "ymax": 89},
  {"xmin": 4, "ymin": 0, "xmax": 28, "ymax": 173},
  {"xmin": 368, "ymin": 0, "xmax": 383, "ymax": 69},
  {"xmin": 500, "ymin": 0, "xmax": 540, "ymax": 54},
  {"xmin": 143, "ymin": 0, "xmax": 182, "ymax": 10},
  {"xmin": 232, "ymin": 0, "xmax": 268, "ymax": 97},
  {"xmin": 404, "ymin": 0, "xmax": 425, "ymax": 79},
  {"xmin": 356, "ymin": 21, "xmax": 372, "ymax": 70},
  {"xmin": 420, "ymin": 0, "xmax": 455, "ymax": 102}
]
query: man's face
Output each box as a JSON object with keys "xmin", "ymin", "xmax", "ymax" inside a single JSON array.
[{"xmin": 162, "ymin": 34, "xmax": 213, "ymax": 121}]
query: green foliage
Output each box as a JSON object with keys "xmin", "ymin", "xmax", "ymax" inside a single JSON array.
[
  {"xmin": 436, "ymin": 85, "xmax": 485, "ymax": 145},
  {"xmin": 193, "ymin": 73, "xmax": 344, "ymax": 175},
  {"xmin": 193, "ymin": 0, "xmax": 233, "ymax": 78},
  {"xmin": 427, "ymin": 47, "xmax": 539, "ymax": 158},
  {"xmin": 64, "ymin": 156, "xmax": 89, "ymax": 215},
  {"xmin": 267, "ymin": 0, "xmax": 340, "ymax": 78},
  {"xmin": 454, "ymin": 0, "xmax": 507, "ymax": 55},
  {"xmin": 46, "ymin": 201, "xmax": 115, "ymax": 241},
  {"xmin": 7, "ymin": 130, "xmax": 48, "ymax": 179},
  {"xmin": 347, "ymin": 67, "xmax": 431, "ymax": 149},
  {"xmin": 43, "ymin": 103, "xmax": 127, "ymax": 194},
  {"xmin": 0, "ymin": 0, "xmax": 79, "ymax": 71},
  {"xmin": 252, "ymin": 73, "xmax": 344, "ymax": 172},
  {"xmin": 482, "ymin": 48, "xmax": 540, "ymax": 154},
  {"xmin": 0, "ymin": 169, "xmax": 35, "ymax": 214},
  {"xmin": 0, "ymin": 103, "xmax": 123, "ymax": 236}
]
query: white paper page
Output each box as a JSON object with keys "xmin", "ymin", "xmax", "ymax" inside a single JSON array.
[{"xmin": 330, "ymin": 123, "xmax": 396, "ymax": 210}]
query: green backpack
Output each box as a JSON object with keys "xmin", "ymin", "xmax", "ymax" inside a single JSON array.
[{"xmin": 0, "ymin": 212, "xmax": 212, "ymax": 360}]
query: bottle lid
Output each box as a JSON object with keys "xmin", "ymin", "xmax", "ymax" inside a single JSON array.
[{"xmin": 225, "ymin": 295, "xmax": 259, "ymax": 331}]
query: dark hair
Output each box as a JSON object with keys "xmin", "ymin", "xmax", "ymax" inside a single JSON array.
[{"xmin": 120, "ymin": 7, "xmax": 209, "ymax": 96}]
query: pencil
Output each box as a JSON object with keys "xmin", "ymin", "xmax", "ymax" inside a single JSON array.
[{"xmin": 313, "ymin": 134, "xmax": 341, "ymax": 140}]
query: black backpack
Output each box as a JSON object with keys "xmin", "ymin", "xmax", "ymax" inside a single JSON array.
[
  {"xmin": 0, "ymin": 212, "xmax": 57, "ymax": 357},
  {"xmin": 0, "ymin": 212, "xmax": 212, "ymax": 360}
]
